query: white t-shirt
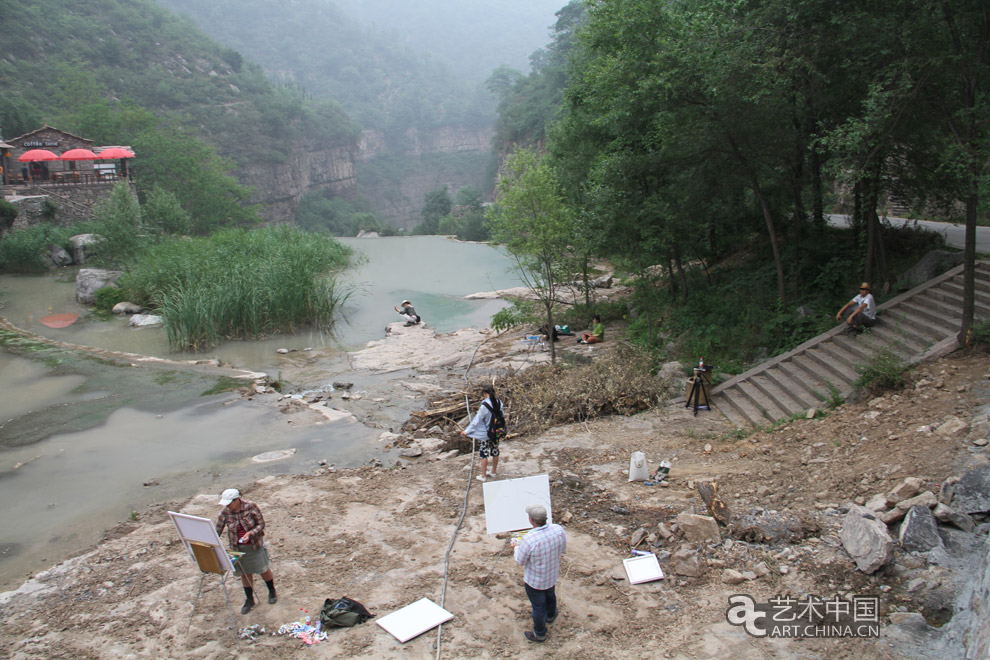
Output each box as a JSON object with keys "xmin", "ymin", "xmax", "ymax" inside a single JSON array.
[{"xmin": 851, "ymin": 293, "xmax": 876, "ymax": 320}]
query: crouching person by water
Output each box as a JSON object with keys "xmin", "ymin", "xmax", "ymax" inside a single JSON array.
[
  {"xmin": 394, "ymin": 300, "xmax": 422, "ymax": 327},
  {"xmin": 513, "ymin": 504, "xmax": 566, "ymax": 643},
  {"xmin": 216, "ymin": 488, "xmax": 278, "ymax": 614}
]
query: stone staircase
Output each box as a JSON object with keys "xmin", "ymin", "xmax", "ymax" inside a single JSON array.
[{"xmin": 711, "ymin": 261, "xmax": 990, "ymax": 428}]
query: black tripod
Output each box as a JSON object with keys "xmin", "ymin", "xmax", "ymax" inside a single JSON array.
[{"xmin": 686, "ymin": 367, "xmax": 711, "ymax": 416}]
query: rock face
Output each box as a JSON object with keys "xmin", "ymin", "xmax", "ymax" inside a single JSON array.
[
  {"xmin": 840, "ymin": 505, "xmax": 893, "ymax": 574},
  {"xmin": 46, "ymin": 244, "xmax": 72, "ymax": 268},
  {"xmin": 899, "ymin": 505, "xmax": 943, "ymax": 552},
  {"xmin": 75, "ymin": 268, "xmax": 123, "ymax": 304},
  {"xmin": 953, "ymin": 464, "xmax": 990, "ymax": 514},
  {"xmin": 239, "ymin": 142, "xmax": 357, "ymax": 225}
]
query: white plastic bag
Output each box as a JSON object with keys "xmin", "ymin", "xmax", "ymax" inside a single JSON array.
[{"xmin": 628, "ymin": 451, "xmax": 649, "ymax": 482}]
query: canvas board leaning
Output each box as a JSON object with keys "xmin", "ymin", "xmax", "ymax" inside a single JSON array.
[
  {"xmin": 169, "ymin": 511, "xmax": 235, "ymax": 574},
  {"xmin": 481, "ymin": 474, "xmax": 552, "ymax": 535},
  {"xmin": 623, "ymin": 553, "xmax": 664, "ymax": 584}
]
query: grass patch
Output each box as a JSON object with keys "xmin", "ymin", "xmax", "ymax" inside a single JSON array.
[
  {"xmin": 854, "ymin": 348, "xmax": 909, "ymax": 397},
  {"xmin": 119, "ymin": 227, "xmax": 353, "ymax": 350}
]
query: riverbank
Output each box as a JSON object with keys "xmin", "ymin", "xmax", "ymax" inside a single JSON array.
[{"xmin": 1, "ymin": 321, "xmax": 988, "ymax": 659}]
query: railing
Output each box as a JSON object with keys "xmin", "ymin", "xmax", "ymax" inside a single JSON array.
[{"xmin": 6, "ymin": 172, "xmax": 124, "ymax": 189}]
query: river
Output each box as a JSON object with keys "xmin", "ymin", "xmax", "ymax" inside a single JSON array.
[{"xmin": 0, "ymin": 236, "xmax": 521, "ymax": 590}]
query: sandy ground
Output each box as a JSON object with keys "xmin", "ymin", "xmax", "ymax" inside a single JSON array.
[{"xmin": 1, "ymin": 320, "xmax": 988, "ymax": 659}]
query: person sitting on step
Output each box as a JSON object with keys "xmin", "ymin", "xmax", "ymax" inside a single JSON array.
[{"xmin": 836, "ymin": 282, "xmax": 876, "ymax": 334}]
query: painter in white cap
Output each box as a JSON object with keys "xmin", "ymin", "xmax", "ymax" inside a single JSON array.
[{"xmin": 216, "ymin": 488, "xmax": 278, "ymax": 614}]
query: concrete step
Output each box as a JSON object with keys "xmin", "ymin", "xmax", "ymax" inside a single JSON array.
[
  {"xmin": 735, "ymin": 379, "xmax": 789, "ymax": 424},
  {"xmin": 749, "ymin": 373, "xmax": 807, "ymax": 418},
  {"xmin": 765, "ymin": 364, "xmax": 829, "ymax": 408},
  {"xmin": 718, "ymin": 385, "xmax": 770, "ymax": 428},
  {"xmin": 803, "ymin": 347, "xmax": 858, "ymax": 387}
]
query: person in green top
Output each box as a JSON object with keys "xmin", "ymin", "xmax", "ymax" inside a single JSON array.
[{"xmin": 579, "ymin": 315, "xmax": 604, "ymax": 344}]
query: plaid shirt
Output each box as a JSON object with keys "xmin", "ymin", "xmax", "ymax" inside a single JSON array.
[
  {"xmin": 216, "ymin": 499, "xmax": 266, "ymax": 551},
  {"xmin": 514, "ymin": 523, "xmax": 566, "ymax": 590}
]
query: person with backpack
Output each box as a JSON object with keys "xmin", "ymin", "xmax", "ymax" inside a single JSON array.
[{"xmin": 461, "ymin": 383, "xmax": 506, "ymax": 482}]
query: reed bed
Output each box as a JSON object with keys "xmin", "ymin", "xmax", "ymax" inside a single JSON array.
[{"xmin": 120, "ymin": 227, "xmax": 352, "ymax": 350}]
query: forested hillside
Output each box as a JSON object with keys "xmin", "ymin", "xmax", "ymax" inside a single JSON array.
[
  {"xmin": 489, "ymin": 0, "xmax": 988, "ymax": 366},
  {"xmin": 0, "ymin": 0, "xmax": 358, "ymax": 158},
  {"xmin": 155, "ymin": 0, "xmax": 494, "ymax": 136}
]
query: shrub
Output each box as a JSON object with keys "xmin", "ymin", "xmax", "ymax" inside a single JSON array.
[
  {"xmin": 854, "ymin": 348, "xmax": 908, "ymax": 396},
  {"xmin": 491, "ymin": 298, "xmax": 538, "ymax": 333},
  {"xmin": 0, "ymin": 199, "xmax": 18, "ymax": 235},
  {"xmin": 969, "ymin": 320, "xmax": 990, "ymax": 350},
  {"xmin": 94, "ymin": 286, "xmax": 127, "ymax": 312},
  {"xmin": 0, "ymin": 224, "xmax": 71, "ymax": 272}
]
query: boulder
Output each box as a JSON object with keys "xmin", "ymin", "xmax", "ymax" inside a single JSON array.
[
  {"xmin": 721, "ymin": 569, "xmax": 746, "ymax": 585},
  {"xmin": 68, "ymin": 234, "xmax": 102, "ymax": 265},
  {"xmin": 128, "ymin": 314, "xmax": 163, "ymax": 327},
  {"xmin": 75, "ymin": 268, "xmax": 123, "ymax": 304},
  {"xmin": 865, "ymin": 493, "xmax": 889, "ymax": 513},
  {"xmin": 899, "ymin": 505, "xmax": 943, "ymax": 552},
  {"xmin": 897, "ymin": 250, "xmax": 964, "ymax": 291},
  {"xmin": 46, "ymin": 244, "xmax": 72, "ymax": 268},
  {"xmin": 881, "ymin": 491, "xmax": 938, "ymax": 524},
  {"xmin": 669, "ymin": 548, "xmax": 706, "ymax": 577},
  {"xmin": 840, "ymin": 505, "xmax": 893, "ymax": 574},
  {"xmin": 936, "ymin": 415, "xmax": 970, "ymax": 437},
  {"xmin": 952, "ymin": 464, "xmax": 990, "ymax": 514},
  {"xmin": 398, "ymin": 444, "xmax": 423, "ymax": 458},
  {"xmin": 886, "ymin": 477, "xmax": 926, "ymax": 506},
  {"xmin": 675, "ymin": 513, "xmax": 721, "ymax": 542},
  {"xmin": 591, "ymin": 274, "xmax": 613, "ymax": 289},
  {"xmin": 112, "ymin": 301, "xmax": 142, "ymax": 315},
  {"xmin": 932, "ymin": 503, "xmax": 974, "ymax": 533}
]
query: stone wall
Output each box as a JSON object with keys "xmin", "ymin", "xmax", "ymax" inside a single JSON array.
[{"xmin": 7, "ymin": 181, "xmax": 136, "ymax": 229}]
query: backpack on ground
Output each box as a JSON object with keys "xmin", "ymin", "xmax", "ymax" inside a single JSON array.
[
  {"xmin": 320, "ymin": 596, "xmax": 375, "ymax": 628},
  {"xmin": 482, "ymin": 400, "xmax": 507, "ymax": 442}
]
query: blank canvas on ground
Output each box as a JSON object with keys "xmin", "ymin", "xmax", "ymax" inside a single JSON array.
[
  {"xmin": 376, "ymin": 597, "xmax": 453, "ymax": 643},
  {"xmin": 623, "ymin": 554, "xmax": 664, "ymax": 584},
  {"xmin": 482, "ymin": 474, "xmax": 552, "ymax": 535}
]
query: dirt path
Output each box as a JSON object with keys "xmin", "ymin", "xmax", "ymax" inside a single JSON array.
[{"xmin": 1, "ymin": 326, "xmax": 987, "ymax": 659}]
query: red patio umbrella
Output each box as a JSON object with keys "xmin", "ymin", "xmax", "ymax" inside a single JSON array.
[
  {"xmin": 95, "ymin": 147, "xmax": 135, "ymax": 159},
  {"xmin": 18, "ymin": 149, "xmax": 59, "ymax": 162},
  {"xmin": 60, "ymin": 148, "xmax": 99, "ymax": 160}
]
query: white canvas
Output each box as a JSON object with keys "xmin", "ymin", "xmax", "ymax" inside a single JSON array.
[
  {"xmin": 623, "ymin": 554, "xmax": 664, "ymax": 584},
  {"xmin": 169, "ymin": 511, "xmax": 235, "ymax": 573},
  {"xmin": 482, "ymin": 474, "xmax": 552, "ymax": 535},
  {"xmin": 376, "ymin": 597, "xmax": 454, "ymax": 643}
]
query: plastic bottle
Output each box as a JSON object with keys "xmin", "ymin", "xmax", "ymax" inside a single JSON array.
[{"xmin": 699, "ymin": 356, "xmax": 704, "ymax": 369}]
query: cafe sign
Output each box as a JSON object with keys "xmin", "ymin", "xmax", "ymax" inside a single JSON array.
[{"xmin": 22, "ymin": 140, "xmax": 59, "ymax": 147}]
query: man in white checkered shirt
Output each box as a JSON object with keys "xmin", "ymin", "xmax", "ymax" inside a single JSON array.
[{"xmin": 513, "ymin": 503, "xmax": 566, "ymax": 642}]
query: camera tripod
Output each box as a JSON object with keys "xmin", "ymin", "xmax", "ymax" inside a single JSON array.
[{"xmin": 685, "ymin": 367, "xmax": 712, "ymax": 416}]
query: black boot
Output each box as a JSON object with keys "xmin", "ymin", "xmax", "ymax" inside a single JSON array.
[
  {"xmin": 265, "ymin": 578, "xmax": 277, "ymax": 605},
  {"xmin": 241, "ymin": 587, "xmax": 255, "ymax": 614}
]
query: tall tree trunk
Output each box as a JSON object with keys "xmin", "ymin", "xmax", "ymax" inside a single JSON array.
[
  {"xmin": 728, "ymin": 135, "xmax": 787, "ymax": 305},
  {"xmin": 811, "ymin": 147, "xmax": 824, "ymax": 230}
]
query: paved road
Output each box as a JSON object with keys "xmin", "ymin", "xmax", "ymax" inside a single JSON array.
[{"xmin": 827, "ymin": 214, "xmax": 990, "ymax": 254}]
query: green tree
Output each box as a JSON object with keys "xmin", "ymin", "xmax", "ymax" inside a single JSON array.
[
  {"xmin": 414, "ymin": 186, "xmax": 452, "ymax": 235},
  {"xmin": 486, "ymin": 149, "xmax": 574, "ymax": 363},
  {"xmin": 142, "ymin": 185, "xmax": 193, "ymax": 236},
  {"xmin": 90, "ymin": 182, "xmax": 144, "ymax": 268}
]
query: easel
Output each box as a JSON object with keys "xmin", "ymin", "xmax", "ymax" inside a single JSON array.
[
  {"xmin": 686, "ymin": 366, "xmax": 712, "ymax": 416},
  {"xmin": 169, "ymin": 511, "xmax": 242, "ymax": 637},
  {"xmin": 188, "ymin": 541, "xmax": 241, "ymax": 635}
]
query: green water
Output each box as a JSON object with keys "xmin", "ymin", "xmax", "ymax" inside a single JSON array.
[{"xmin": 0, "ymin": 236, "xmax": 522, "ymax": 590}]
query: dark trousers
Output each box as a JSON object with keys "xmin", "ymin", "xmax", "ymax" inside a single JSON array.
[
  {"xmin": 525, "ymin": 583, "xmax": 557, "ymax": 638},
  {"xmin": 847, "ymin": 311, "xmax": 876, "ymax": 330}
]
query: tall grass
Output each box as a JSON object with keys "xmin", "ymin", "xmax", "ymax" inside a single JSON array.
[{"xmin": 120, "ymin": 227, "xmax": 352, "ymax": 350}]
